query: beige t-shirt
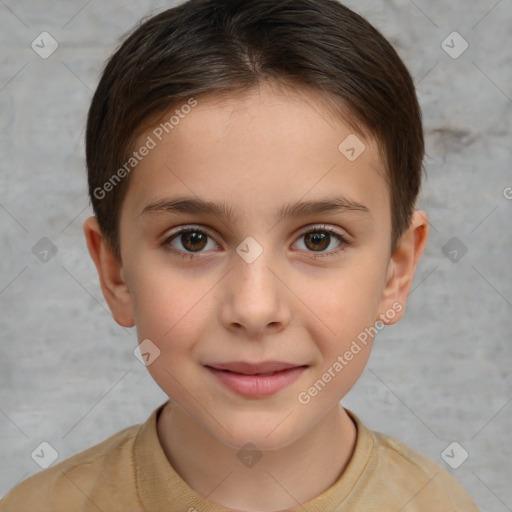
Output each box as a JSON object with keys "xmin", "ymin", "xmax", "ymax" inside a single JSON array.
[{"xmin": 0, "ymin": 401, "xmax": 480, "ymax": 511}]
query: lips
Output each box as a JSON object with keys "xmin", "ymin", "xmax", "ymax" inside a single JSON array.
[
  {"xmin": 205, "ymin": 361, "xmax": 307, "ymax": 375},
  {"xmin": 205, "ymin": 363, "xmax": 308, "ymax": 397}
]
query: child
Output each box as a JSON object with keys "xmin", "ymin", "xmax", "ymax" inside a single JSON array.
[{"xmin": 1, "ymin": 0, "xmax": 481, "ymax": 510}]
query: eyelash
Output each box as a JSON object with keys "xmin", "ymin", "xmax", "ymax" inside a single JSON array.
[{"xmin": 161, "ymin": 225, "xmax": 350, "ymax": 260}]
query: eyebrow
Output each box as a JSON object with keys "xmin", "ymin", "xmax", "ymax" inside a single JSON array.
[{"xmin": 140, "ymin": 195, "xmax": 370, "ymax": 222}]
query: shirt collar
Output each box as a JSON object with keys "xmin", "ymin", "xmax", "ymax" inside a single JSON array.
[{"xmin": 135, "ymin": 401, "xmax": 375, "ymax": 511}]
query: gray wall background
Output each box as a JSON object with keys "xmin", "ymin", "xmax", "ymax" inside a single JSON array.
[{"xmin": 1, "ymin": 0, "xmax": 511, "ymax": 509}]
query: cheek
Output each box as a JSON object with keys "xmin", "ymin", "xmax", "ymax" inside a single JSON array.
[
  {"xmin": 305, "ymin": 263, "xmax": 385, "ymax": 334},
  {"xmin": 306, "ymin": 288, "xmax": 380, "ymax": 401},
  {"xmin": 130, "ymin": 274, "xmax": 207, "ymax": 398},
  {"xmin": 301, "ymin": 262, "xmax": 386, "ymax": 391},
  {"xmin": 127, "ymin": 260, "xmax": 222, "ymax": 362}
]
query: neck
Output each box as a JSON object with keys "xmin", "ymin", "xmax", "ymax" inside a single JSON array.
[{"xmin": 156, "ymin": 401, "xmax": 357, "ymax": 511}]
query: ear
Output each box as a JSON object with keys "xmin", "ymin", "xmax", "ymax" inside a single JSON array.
[
  {"xmin": 377, "ymin": 210, "xmax": 429, "ymax": 325},
  {"xmin": 83, "ymin": 216, "xmax": 135, "ymax": 328}
]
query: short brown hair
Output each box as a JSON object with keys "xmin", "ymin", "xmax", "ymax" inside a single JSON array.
[{"xmin": 86, "ymin": 0, "xmax": 424, "ymax": 261}]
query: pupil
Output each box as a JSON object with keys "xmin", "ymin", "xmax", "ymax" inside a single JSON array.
[
  {"xmin": 183, "ymin": 232, "xmax": 207, "ymax": 251},
  {"xmin": 306, "ymin": 232, "xmax": 328, "ymax": 251}
]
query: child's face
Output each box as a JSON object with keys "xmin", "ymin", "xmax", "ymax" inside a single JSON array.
[{"xmin": 85, "ymin": 82, "xmax": 427, "ymax": 450}]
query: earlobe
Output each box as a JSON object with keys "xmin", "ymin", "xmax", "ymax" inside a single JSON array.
[
  {"xmin": 378, "ymin": 211, "xmax": 429, "ymax": 325},
  {"xmin": 83, "ymin": 216, "xmax": 135, "ymax": 328}
]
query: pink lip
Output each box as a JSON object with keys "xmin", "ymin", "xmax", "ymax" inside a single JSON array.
[
  {"xmin": 206, "ymin": 361, "xmax": 303, "ymax": 374},
  {"xmin": 205, "ymin": 365, "xmax": 307, "ymax": 398}
]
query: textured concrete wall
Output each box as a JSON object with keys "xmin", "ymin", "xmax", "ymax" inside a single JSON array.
[{"xmin": 1, "ymin": 0, "xmax": 511, "ymax": 509}]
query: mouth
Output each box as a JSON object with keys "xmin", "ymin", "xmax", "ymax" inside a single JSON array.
[
  {"xmin": 205, "ymin": 361, "xmax": 308, "ymax": 375},
  {"xmin": 204, "ymin": 362, "xmax": 309, "ymax": 398},
  {"xmin": 215, "ymin": 369, "xmax": 289, "ymax": 376}
]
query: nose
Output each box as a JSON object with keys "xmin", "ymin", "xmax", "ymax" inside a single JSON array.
[{"xmin": 220, "ymin": 247, "xmax": 291, "ymax": 338}]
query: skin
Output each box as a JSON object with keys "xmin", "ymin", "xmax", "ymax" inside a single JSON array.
[{"xmin": 84, "ymin": 81, "xmax": 428, "ymax": 511}]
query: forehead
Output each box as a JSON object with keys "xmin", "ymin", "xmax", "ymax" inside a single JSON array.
[{"xmin": 122, "ymin": 82, "xmax": 389, "ymax": 224}]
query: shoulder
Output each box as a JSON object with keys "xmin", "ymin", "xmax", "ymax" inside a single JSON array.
[
  {"xmin": 0, "ymin": 423, "xmax": 142, "ymax": 512},
  {"xmin": 371, "ymin": 428, "xmax": 480, "ymax": 510},
  {"xmin": 344, "ymin": 409, "xmax": 480, "ymax": 511}
]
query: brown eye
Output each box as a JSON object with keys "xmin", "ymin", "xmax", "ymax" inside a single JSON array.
[
  {"xmin": 164, "ymin": 227, "xmax": 217, "ymax": 257},
  {"xmin": 179, "ymin": 231, "xmax": 208, "ymax": 252},
  {"xmin": 303, "ymin": 231, "xmax": 330, "ymax": 251},
  {"xmin": 293, "ymin": 226, "xmax": 349, "ymax": 258}
]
